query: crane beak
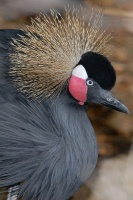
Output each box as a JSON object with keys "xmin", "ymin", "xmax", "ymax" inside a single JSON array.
[{"xmin": 97, "ymin": 89, "xmax": 129, "ymax": 114}]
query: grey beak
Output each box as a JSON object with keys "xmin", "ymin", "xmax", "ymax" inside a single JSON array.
[{"xmin": 100, "ymin": 90, "xmax": 129, "ymax": 114}]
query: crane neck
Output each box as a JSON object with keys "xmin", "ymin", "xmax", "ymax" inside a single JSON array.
[{"xmin": 48, "ymin": 92, "xmax": 98, "ymax": 183}]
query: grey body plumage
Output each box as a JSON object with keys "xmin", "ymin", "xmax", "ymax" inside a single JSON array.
[
  {"xmin": 0, "ymin": 93, "xmax": 97, "ymax": 200},
  {"xmin": 0, "ymin": 9, "xmax": 129, "ymax": 200}
]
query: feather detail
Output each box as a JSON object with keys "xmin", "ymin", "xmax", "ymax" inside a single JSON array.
[{"xmin": 9, "ymin": 7, "xmax": 113, "ymax": 99}]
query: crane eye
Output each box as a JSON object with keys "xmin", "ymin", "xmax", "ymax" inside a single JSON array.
[{"xmin": 86, "ymin": 79, "xmax": 93, "ymax": 86}]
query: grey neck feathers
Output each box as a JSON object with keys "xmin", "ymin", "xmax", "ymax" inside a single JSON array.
[
  {"xmin": 44, "ymin": 93, "xmax": 98, "ymax": 199},
  {"xmin": 50, "ymin": 93, "xmax": 98, "ymax": 178}
]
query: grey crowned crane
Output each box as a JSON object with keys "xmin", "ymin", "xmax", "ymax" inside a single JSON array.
[{"xmin": 0, "ymin": 9, "xmax": 129, "ymax": 200}]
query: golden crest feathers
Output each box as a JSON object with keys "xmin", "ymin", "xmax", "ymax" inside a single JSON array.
[{"xmin": 9, "ymin": 7, "xmax": 112, "ymax": 99}]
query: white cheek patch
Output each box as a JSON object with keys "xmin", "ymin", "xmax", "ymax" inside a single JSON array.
[{"xmin": 72, "ymin": 65, "xmax": 88, "ymax": 79}]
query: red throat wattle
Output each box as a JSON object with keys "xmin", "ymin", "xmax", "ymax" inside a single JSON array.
[{"xmin": 68, "ymin": 75, "xmax": 87, "ymax": 105}]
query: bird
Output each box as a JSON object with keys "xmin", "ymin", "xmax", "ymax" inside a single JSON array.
[{"xmin": 0, "ymin": 8, "xmax": 129, "ymax": 200}]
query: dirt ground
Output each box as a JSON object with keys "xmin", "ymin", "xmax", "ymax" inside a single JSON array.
[{"xmin": 0, "ymin": 0, "xmax": 132, "ymax": 199}]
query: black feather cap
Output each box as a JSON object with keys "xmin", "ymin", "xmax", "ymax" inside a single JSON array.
[{"xmin": 78, "ymin": 52, "xmax": 116, "ymax": 90}]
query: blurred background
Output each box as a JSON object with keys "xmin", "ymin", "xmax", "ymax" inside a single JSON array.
[{"xmin": 0, "ymin": 0, "xmax": 133, "ymax": 199}]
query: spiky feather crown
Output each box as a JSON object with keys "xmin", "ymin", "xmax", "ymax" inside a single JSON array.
[{"xmin": 9, "ymin": 8, "xmax": 112, "ymax": 99}]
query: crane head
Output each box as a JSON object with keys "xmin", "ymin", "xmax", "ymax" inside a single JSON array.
[
  {"xmin": 68, "ymin": 52, "xmax": 129, "ymax": 114},
  {"xmin": 9, "ymin": 8, "xmax": 129, "ymax": 115}
]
